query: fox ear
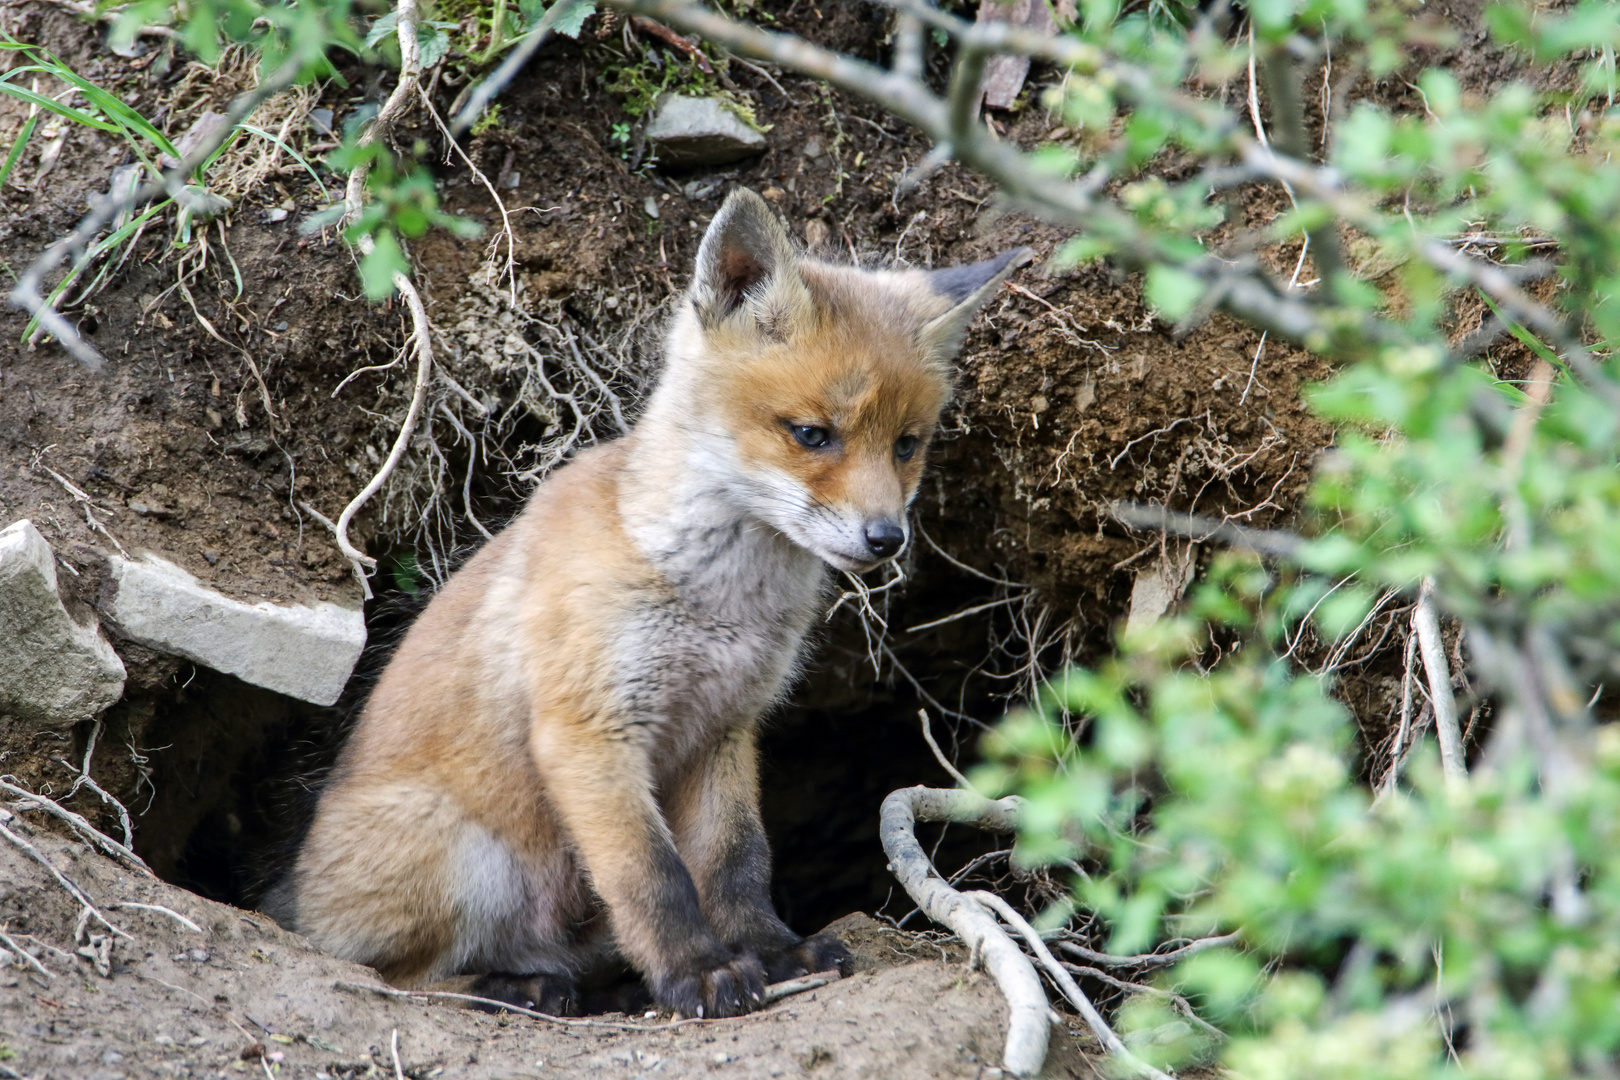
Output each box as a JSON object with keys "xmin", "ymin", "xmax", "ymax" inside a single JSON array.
[
  {"xmin": 918, "ymin": 247, "xmax": 1033, "ymax": 357},
  {"xmin": 691, "ymin": 188, "xmax": 799, "ymax": 329}
]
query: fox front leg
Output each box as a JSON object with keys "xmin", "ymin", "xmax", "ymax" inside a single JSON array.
[
  {"xmin": 670, "ymin": 724, "xmax": 853, "ymax": 983},
  {"xmin": 532, "ymin": 716, "xmax": 766, "ymax": 1018}
]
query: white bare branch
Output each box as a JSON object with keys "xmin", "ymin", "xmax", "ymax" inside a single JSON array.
[{"xmin": 878, "ymin": 786, "xmax": 1048, "ymax": 1078}]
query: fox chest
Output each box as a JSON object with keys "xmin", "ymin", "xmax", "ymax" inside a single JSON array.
[{"xmin": 613, "ymin": 595, "xmax": 815, "ymax": 742}]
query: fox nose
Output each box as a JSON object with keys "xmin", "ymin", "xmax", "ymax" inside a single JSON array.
[{"xmin": 863, "ymin": 520, "xmax": 906, "ymax": 559}]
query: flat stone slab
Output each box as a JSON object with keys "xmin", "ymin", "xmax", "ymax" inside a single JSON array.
[
  {"xmin": 105, "ymin": 554, "xmax": 365, "ymax": 707},
  {"xmin": 0, "ymin": 520, "xmax": 126, "ymax": 728},
  {"xmin": 646, "ymin": 94, "xmax": 767, "ymax": 166}
]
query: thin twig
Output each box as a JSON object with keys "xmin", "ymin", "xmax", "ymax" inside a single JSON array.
[
  {"xmin": 919, "ymin": 709, "xmax": 976, "ymax": 790},
  {"xmin": 110, "ymin": 903, "xmax": 203, "ymax": 933},
  {"xmin": 0, "ymin": 931, "xmax": 54, "ymax": 978},
  {"xmin": 1051, "ymin": 931, "xmax": 1242, "ymax": 970},
  {"xmin": 390, "ymin": 1029, "xmax": 404, "ymax": 1080},
  {"xmin": 451, "ymin": 0, "xmax": 588, "ymax": 135}
]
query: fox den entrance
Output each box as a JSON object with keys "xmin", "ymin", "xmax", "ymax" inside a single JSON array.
[{"xmin": 117, "ymin": 571, "xmax": 1007, "ymax": 952}]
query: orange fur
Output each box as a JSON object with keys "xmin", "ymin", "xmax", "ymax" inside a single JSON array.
[{"xmin": 272, "ymin": 190, "xmax": 1026, "ymax": 1017}]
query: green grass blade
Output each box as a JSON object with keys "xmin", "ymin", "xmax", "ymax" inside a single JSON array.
[
  {"xmin": 1478, "ymin": 293, "xmax": 1572, "ymax": 378},
  {"xmin": 10, "ymin": 47, "xmax": 180, "ymax": 157},
  {"xmin": 0, "ymin": 79, "xmax": 121, "ymax": 134},
  {"xmin": 0, "ymin": 112, "xmax": 37, "ymax": 190},
  {"xmin": 237, "ymin": 123, "xmax": 332, "ymax": 200},
  {"xmin": 21, "ymin": 199, "xmax": 169, "ymax": 342}
]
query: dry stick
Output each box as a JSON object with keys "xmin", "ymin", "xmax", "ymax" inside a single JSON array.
[
  {"xmin": 0, "ymin": 815, "xmax": 129, "ymax": 939},
  {"xmin": 1412, "ymin": 577, "xmax": 1466, "ymax": 783},
  {"xmin": 918, "ymin": 709, "xmax": 975, "ymax": 791},
  {"xmin": 967, "ymin": 891, "xmax": 1174, "ymax": 1080},
  {"xmin": 0, "ymin": 778, "xmax": 154, "ymax": 876},
  {"xmin": 879, "ymin": 786, "xmax": 1047, "ymax": 1078},
  {"xmin": 7, "ymin": 55, "xmax": 304, "ymax": 370},
  {"xmin": 337, "ymin": 969, "xmax": 838, "ymax": 1030},
  {"xmin": 389, "ymin": 1029, "xmax": 404, "ymax": 1080}
]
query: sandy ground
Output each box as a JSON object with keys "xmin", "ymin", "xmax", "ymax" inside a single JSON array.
[{"xmin": 0, "ymin": 816, "xmax": 1102, "ymax": 1079}]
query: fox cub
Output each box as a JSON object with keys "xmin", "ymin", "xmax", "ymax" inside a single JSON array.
[{"xmin": 270, "ymin": 189, "xmax": 1025, "ymax": 1019}]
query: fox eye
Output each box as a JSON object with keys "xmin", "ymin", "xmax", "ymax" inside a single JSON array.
[
  {"xmin": 895, "ymin": 434, "xmax": 919, "ymax": 462},
  {"xmin": 790, "ymin": 424, "xmax": 832, "ymax": 449}
]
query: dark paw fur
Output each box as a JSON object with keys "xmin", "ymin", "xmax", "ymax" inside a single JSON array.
[
  {"xmin": 761, "ymin": 933, "xmax": 852, "ymax": 983},
  {"xmin": 467, "ymin": 972, "xmax": 579, "ymax": 1016},
  {"xmin": 653, "ymin": 953, "xmax": 767, "ymax": 1019}
]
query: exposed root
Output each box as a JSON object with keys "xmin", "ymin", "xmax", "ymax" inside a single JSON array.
[
  {"xmin": 0, "ymin": 929, "xmax": 56, "ymax": 979},
  {"xmin": 878, "ymin": 786, "xmax": 1047, "ymax": 1078},
  {"xmin": 56, "ymin": 716, "xmax": 138, "ymax": 850},
  {"xmin": 967, "ymin": 890, "xmax": 1175, "ymax": 1080},
  {"xmin": 324, "ymin": 273, "xmax": 435, "ymax": 597},
  {"xmin": 110, "ymin": 903, "xmax": 203, "ymax": 934},
  {"xmin": 919, "ymin": 709, "xmax": 976, "ymax": 791},
  {"xmin": 0, "ymin": 809, "xmax": 130, "ymax": 940},
  {"xmin": 0, "ymin": 777, "xmax": 153, "ymax": 877}
]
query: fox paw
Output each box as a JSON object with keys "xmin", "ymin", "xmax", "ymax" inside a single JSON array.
[
  {"xmin": 654, "ymin": 953, "xmax": 767, "ymax": 1019},
  {"xmin": 761, "ymin": 933, "xmax": 852, "ymax": 983},
  {"xmin": 467, "ymin": 972, "xmax": 579, "ymax": 1016}
]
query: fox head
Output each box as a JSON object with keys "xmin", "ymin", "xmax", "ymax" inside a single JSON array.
[{"xmin": 658, "ymin": 188, "xmax": 1028, "ymax": 574}]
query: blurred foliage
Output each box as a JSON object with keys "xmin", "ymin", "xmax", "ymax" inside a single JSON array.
[{"xmin": 970, "ymin": 1, "xmax": 1620, "ymax": 1076}]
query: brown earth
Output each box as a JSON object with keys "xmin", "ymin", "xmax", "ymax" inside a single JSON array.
[
  {"xmin": 0, "ymin": 823, "xmax": 1104, "ymax": 1078},
  {"xmin": 0, "ymin": 0, "xmax": 1559, "ymax": 1074}
]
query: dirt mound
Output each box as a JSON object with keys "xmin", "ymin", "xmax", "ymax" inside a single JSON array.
[{"xmin": 0, "ymin": 819, "xmax": 1100, "ymax": 1079}]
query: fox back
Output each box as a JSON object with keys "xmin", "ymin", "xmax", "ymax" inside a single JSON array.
[{"xmin": 272, "ymin": 189, "xmax": 1026, "ymax": 1019}]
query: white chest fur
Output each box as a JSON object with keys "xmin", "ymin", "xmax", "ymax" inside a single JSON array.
[{"xmin": 617, "ymin": 481, "xmax": 827, "ymax": 758}]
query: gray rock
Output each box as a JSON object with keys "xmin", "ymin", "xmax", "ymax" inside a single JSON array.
[
  {"xmin": 0, "ymin": 520, "xmax": 126, "ymax": 727},
  {"xmin": 104, "ymin": 554, "xmax": 365, "ymax": 707},
  {"xmin": 646, "ymin": 94, "xmax": 767, "ymax": 166}
]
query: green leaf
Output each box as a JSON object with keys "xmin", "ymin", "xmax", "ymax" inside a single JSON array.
[
  {"xmin": 359, "ymin": 230, "xmax": 408, "ymax": 300},
  {"xmin": 364, "ymin": 10, "xmax": 400, "ymax": 49},
  {"xmin": 415, "ymin": 22, "xmax": 450, "ymax": 69},
  {"xmin": 1144, "ymin": 265, "xmax": 1203, "ymax": 321},
  {"xmin": 549, "ymin": 0, "xmax": 595, "ymax": 38}
]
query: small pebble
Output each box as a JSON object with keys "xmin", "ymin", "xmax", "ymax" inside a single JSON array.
[
  {"xmin": 154, "ymin": 1035, "xmax": 174, "ymax": 1046},
  {"xmin": 188, "ymin": 948, "xmax": 209, "ymax": 962},
  {"xmin": 712, "ymin": 1052, "xmax": 732, "ymax": 1064}
]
